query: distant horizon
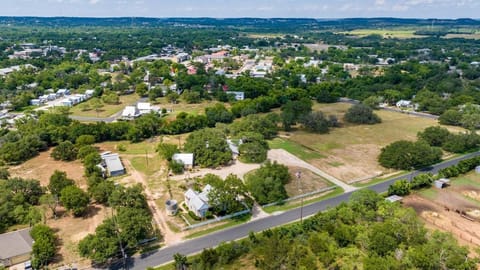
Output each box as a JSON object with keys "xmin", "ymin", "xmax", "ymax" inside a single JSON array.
[
  {"xmin": 1, "ymin": 0, "xmax": 479, "ymax": 19},
  {"xmin": 0, "ymin": 16, "xmax": 478, "ymax": 20}
]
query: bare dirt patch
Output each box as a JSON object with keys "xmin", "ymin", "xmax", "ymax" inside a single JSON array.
[
  {"xmin": 9, "ymin": 149, "xmax": 86, "ymax": 188},
  {"xmin": 285, "ymin": 166, "xmax": 329, "ymax": 197},
  {"xmin": 46, "ymin": 204, "xmax": 110, "ymax": 268},
  {"xmin": 404, "ymin": 194, "xmax": 480, "ymax": 251}
]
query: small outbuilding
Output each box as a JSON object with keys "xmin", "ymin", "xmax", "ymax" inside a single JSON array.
[
  {"xmin": 0, "ymin": 228, "xmax": 34, "ymax": 267},
  {"xmin": 172, "ymin": 153, "xmax": 194, "ymax": 169},
  {"xmin": 434, "ymin": 178, "xmax": 450, "ymax": 189},
  {"xmin": 385, "ymin": 195, "xmax": 403, "ymax": 203},
  {"xmin": 100, "ymin": 153, "xmax": 126, "ymax": 177},
  {"xmin": 475, "ymin": 166, "xmax": 480, "ymax": 174}
]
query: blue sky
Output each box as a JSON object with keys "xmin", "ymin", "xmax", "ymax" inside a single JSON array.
[{"xmin": 1, "ymin": 0, "xmax": 479, "ymax": 19}]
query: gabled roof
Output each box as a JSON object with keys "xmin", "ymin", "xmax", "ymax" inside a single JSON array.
[
  {"xmin": 185, "ymin": 188, "xmax": 197, "ymax": 200},
  {"xmin": 0, "ymin": 228, "xmax": 33, "ymax": 260},
  {"xmin": 190, "ymin": 196, "xmax": 209, "ymax": 211},
  {"xmin": 122, "ymin": 106, "xmax": 139, "ymax": 117},
  {"xmin": 173, "ymin": 153, "xmax": 194, "ymax": 166},
  {"xmin": 137, "ymin": 102, "xmax": 151, "ymax": 111},
  {"xmin": 102, "ymin": 153, "xmax": 124, "ymax": 173}
]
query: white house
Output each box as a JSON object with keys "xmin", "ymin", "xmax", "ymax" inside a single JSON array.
[
  {"xmin": 121, "ymin": 106, "xmax": 140, "ymax": 120},
  {"xmin": 172, "ymin": 153, "xmax": 194, "ymax": 169},
  {"xmin": 226, "ymin": 91, "xmax": 245, "ymax": 101},
  {"xmin": 184, "ymin": 184, "xmax": 212, "ymax": 218}
]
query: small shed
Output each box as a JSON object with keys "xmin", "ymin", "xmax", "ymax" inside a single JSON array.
[
  {"xmin": 101, "ymin": 153, "xmax": 126, "ymax": 177},
  {"xmin": 475, "ymin": 166, "xmax": 480, "ymax": 174},
  {"xmin": 434, "ymin": 178, "xmax": 450, "ymax": 189},
  {"xmin": 172, "ymin": 153, "xmax": 194, "ymax": 169},
  {"xmin": 385, "ymin": 195, "xmax": 403, "ymax": 203}
]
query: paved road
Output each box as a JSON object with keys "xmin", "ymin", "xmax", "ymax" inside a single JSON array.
[{"xmin": 121, "ymin": 151, "xmax": 480, "ymax": 270}]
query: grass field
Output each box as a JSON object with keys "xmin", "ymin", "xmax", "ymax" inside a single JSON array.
[
  {"xmin": 154, "ymin": 98, "xmax": 219, "ymax": 120},
  {"xmin": 443, "ymin": 33, "xmax": 480, "ymax": 40},
  {"xmin": 70, "ymin": 94, "xmax": 139, "ymax": 117},
  {"xmin": 340, "ymin": 28, "xmax": 425, "ymax": 39},
  {"xmin": 276, "ymin": 102, "xmax": 459, "ymax": 183}
]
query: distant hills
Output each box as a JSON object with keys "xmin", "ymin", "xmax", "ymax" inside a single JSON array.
[{"xmin": 0, "ymin": 17, "xmax": 479, "ymax": 30}]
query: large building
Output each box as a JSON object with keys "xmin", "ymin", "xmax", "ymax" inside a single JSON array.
[{"xmin": 0, "ymin": 228, "xmax": 33, "ymax": 267}]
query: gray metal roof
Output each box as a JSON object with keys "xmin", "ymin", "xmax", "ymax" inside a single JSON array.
[
  {"xmin": 0, "ymin": 228, "xmax": 33, "ymax": 259},
  {"xmin": 102, "ymin": 153, "xmax": 125, "ymax": 173}
]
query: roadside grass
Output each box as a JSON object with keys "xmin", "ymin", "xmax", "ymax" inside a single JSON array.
[
  {"xmin": 70, "ymin": 94, "xmax": 139, "ymax": 117},
  {"xmin": 268, "ymin": 138, "xmax": 325, "ymax": 161},
  {"xmin": 262, "ymin": 187, "xmax": 344, "ymax": 214},
  {"xmin": 418, "ymin": 188, "xmax": 439, "ymax": 200},
  {"xmin": 444, "ymin": 33, "xmax": 480, "ymax": 40},
  {"xmin": 184, "ymin": 214, "xmax": 252, "ymax": 239},
  {"xmin": 353, "ymin": 171, "xmax": 407, "ymax": 187}
]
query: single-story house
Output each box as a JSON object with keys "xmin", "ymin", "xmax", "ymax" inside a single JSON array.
[
  {"xmin": 137, "ymin": 102, "xmax": 159, "ymax": 115},
  {"xmin": 0, "ymin": 228, "xmax": 34, "ymax": 267},
  {"xmin": 227, "ymin": 139, "xmax": 240, "ymax": 159},
  {"xmin": 30, "ymin": 99, "xmax": 41, "ymax": 106},
  {"xmin": 226, "ymin": 91, "xmax": 245, "ymax": 101},
  {"xmin": 121, "ymin": 106, "xmax": 140, "ymax": 120},
  {"xmin": 184, "ymin": 184, "xmax": 212, "ymax": 218},
  {"xmin": 100, "ymin": 153, "xmax": 126, "ymax": 177},
  {"xmin": 172, "ymin": 153, "xmax": 194, "ymax": 169},
  {"xmin": 56, "ymin": 89, "xmax": 70, "ymax": 97},
  {"xmin": 85, "ymin": 89, "xmax": 95, "ymax": 98}
]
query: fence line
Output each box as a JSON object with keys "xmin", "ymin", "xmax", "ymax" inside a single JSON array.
[{"xmin": 183, "ymin": 209, "xmax": 251, "ymax": 231}]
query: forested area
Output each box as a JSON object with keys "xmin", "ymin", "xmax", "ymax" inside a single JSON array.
[{"xmin": 171, "ymin": 189, "xmax": 478, "ymax": 270}]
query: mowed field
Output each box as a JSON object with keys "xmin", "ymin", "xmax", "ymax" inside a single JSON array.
[
  {"xmin": 404, "ymin": 171, "xmax": 480, "ymax": 252},
  {"xmin": 272, "ymin": 103, "xmax": 461, "ymax": 183},
  {"xmin": 69, "ymin": 93, "xmax": 139, "ymax": 118}
]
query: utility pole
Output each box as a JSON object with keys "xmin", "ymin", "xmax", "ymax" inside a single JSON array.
[
  {"xmin": 112, "ymin": 208, "xmax": 128, "ymax": 270},
  {"xmin": 296, "ymin": 171, "xmax": 303, "ymax": 224}
]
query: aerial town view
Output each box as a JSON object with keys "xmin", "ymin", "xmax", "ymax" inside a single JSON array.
[{"xmin": 1, "ymin": 0, "xmax": 480, "ymax": 269}]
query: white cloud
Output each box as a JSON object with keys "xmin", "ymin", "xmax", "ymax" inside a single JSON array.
[{"xmin": 89, "ymin": 0, "xmax": 101, "ymax": 4}]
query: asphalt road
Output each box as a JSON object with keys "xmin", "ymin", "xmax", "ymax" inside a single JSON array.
[{"xmin": 122, "ymin": 151, "xmax": 480, "ymax": 270}]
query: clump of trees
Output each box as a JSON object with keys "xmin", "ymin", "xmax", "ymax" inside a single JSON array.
[
  {"xmin": 344, "ymin": 104, "xmax": 381, "ymax": 124},
  {"xmin": 202, "ymin": 174, "xmax": 252, "ymax": 215},
  {"xmin": 378, "ymin": 140, "xmax": 442, "ymax": 170},
  {"xmin": 235, "ymin": 132, "xmax": 269, "ymax": 163},
  {"xmin": 184, "ymin": 128, "xmax": 232, "ymax": 167},
  {"xmin": 30, "ymin": 224, "xmax": 57, "ymax": 269},
  {"xmin": 78, "ymin": 184, "xmax": 154, "ymax": 264},
  {"xmin": 174, "ymin": 189, "xmax": 478, "ymax": 269},
  {"xmin": 418, "ymin": 126, "xmax": 480, "ymax": 153},
  {"xmin": 245, "ymin": 161, "xmax": 291, "ymax": 205}
]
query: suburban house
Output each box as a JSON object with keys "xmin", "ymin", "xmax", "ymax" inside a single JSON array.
[
  {"xmin": 0, "ymin": 228, "xmax": 34, "ymax": 267},
  {"xmin": 184, "ymin": 184, "xmax": 212, "ymax": 218},
  {"xmin": 226, "ymin": 91, "xmax": 245, "ymax": 101},
  {"xmin": 99, "ymin": 152, "xmax": 126, "ymax": 177},
  {"xmin": 172, "ymin": 153, "xmax": 194, "ymax": 169},
  {"xmin": 121, "ymin": 106, "xmax": 140, "ymax": 120},
  {"xmin": 227, "ymin": 139, "xmax": 241, "ymax": 159}
]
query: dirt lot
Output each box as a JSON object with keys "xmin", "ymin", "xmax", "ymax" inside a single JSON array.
[
  {"xmin": 404, "ymin": 177, "xmax": 480, "ymax": 253},
  {"xmin": 285, "ymin": 166, "xmax": 330, "ymax": 197},
  {"xmin": 282, "ymin": 102, "xmax": 462, "ymax": 183},
  {"xmin": 9, "ymin": 149, "xmax": 87, "ymax": 188},
  {"xmin": 46, "ymin": 204, "xmax": 111, "ymax": 269}
]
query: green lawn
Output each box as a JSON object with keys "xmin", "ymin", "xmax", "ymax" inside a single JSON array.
[
  {"xmin": 418, "ymin": 188, "xmax": 439, "ymax": 200},
  {"xmin": 70, "ymin": 94, "xmax": 140, "ymax": 117},
  {"xmin": 98, "ymin": 139, "xmax": 158, "ymax": 155},
  {"xmin": 450, "ymin": 173, "xmax": 480, "ymax": 188},
  {"xmin": 263, "ymin": 187, "xmax": 343, "ymax": 214},
  {"xmin": 184, "ymin": 214, "xmax": 252, "ymax": 239},
  {"xmin": 339, "ymin": 28, "xmax": 425, "ymax": 39},
  {"xmin": 268, "ymin": 138, "xmax": 325, "ymax": 161}
]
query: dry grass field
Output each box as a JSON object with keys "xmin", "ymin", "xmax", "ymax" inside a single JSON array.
[{"xmin": 273, "ymin": 102, "xmax": 462, "ymax": 183}]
